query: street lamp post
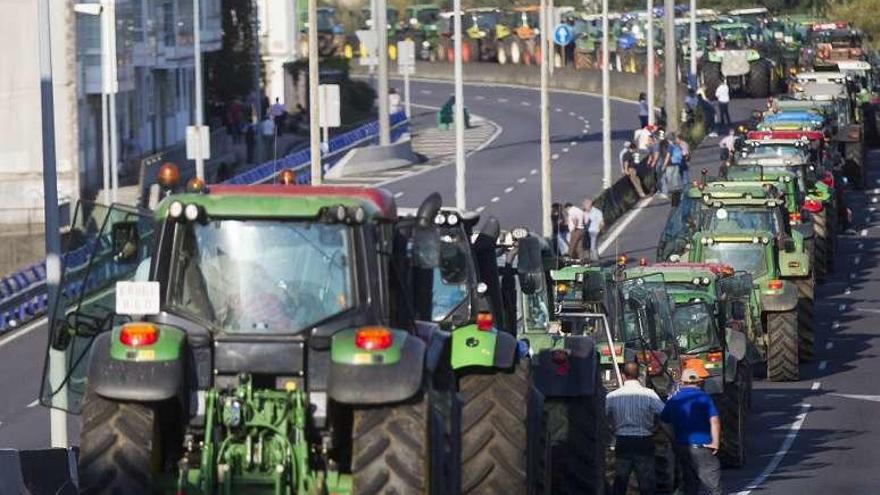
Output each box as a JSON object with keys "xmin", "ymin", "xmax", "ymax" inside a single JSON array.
[
  {"xmin": 540, "ymin": 0, "xmax": 551, "ymax": 237},
  {"xmin": 453, "ymin": 0, "xmax": 465, "ymax": 210},
  {"xmin": 376, "ymin": 0, "xmax": 390, "ymax": 146},
  {"xmin": 308, "ymin": 0, "xmax": 321, "ymax": 184},
  {"xmin": 193, "ymin": 0, "xmax": 206, "ymax": 180},
  {"xmin": 647, "ymin": 0, "xmax": 655, "ymax": 125},
  {"xmin": 601, "ymin": 0, "xmax": 611, "ymax": 188},
  {"xmin": 664, "ymin": 0, "xmax": 679, "ymax": 134},
  {"xmin": 690, "ymin": 0, "xmax": 697, "ymax": 82},
  {"xmin": 106, "ymin": 0, "xmax": 119, "ymax": 202}
]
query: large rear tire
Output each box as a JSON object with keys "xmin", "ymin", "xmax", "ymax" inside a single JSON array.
[
  {"xmin": 78, "ymin": 388, "xmax": 160, "ymax": 495},
  {"xmin": 460, "ymin": 362, "xmax": 537, "ymax": 494},
  {"xmin": 353, "ymin": 391, "xmax": 447, "ymax": 494},
  {"xmin": 747, "ymin": 60, "xmax": 771, "ymax": 98},
  {"xmin": 796, "ymin": 277, "xmax": 815, "ymax": 362},
  {"xmin": 716, "ymin": 381, "xmax": 746, "ymax": 468},
  {"xmin": 545, "ymin": 388, "xmax": 607, "ymax": 494},
  {"xmin": 701, "ymin": 62, "xmax": 723, "ymax": 101},
  {"xmin": 766, "ymin": 311, "xmax": 799, "ymax": 382}
]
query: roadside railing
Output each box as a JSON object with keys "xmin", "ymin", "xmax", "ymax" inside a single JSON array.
[{"xmin": 0, "ymin": 111, "xmax": 410, "ymax": 335}]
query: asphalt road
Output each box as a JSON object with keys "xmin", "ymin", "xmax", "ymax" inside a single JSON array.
[{"xmin": 2, "ymin": 77, "xmax": 880, "ymax": 493}]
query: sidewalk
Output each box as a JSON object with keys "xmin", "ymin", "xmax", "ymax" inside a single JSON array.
[{"xmin": 324, "ymin": 107, "xmax": 498, "ymax": 187}]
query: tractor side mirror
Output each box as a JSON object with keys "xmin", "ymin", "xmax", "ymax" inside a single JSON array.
[{"xmin": 112, "ymin": 221, "xmax": 140, "ymax": 263}]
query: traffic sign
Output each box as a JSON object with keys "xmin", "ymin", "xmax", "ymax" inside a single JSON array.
[
  {"xmin": 356, "ymin": 30, "xmax": 377, "ymax": 66},
  {"xmin": 185, "ymin": 125, "xmax": 210, "ymax": 161},
  {"xmin": 397, "ymin": 40, "xmax": 416, "ymax": 75},
  {"xmin": 318, "ymin": 84, "xmax": 341, "ymax": 128},
  {"xmin": 553, "ymin": 24, "xmax": 574, "ymax": 46}
]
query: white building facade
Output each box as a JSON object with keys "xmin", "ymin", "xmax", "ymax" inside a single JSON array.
[{"xmin": 257, "ymin": 0, "xmax": 298, "ymax": 107}]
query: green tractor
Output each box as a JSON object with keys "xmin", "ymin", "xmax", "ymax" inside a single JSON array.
[
  {"xmin": 357, "ymin": 7, "xmax": 401, "ymax": 60},
  {"xmin": 625, "ymin": 262, "xmax": 752, "ymax": 468},
  {"xmin": 403, "ymin": 4, "xmax": 442, "ymax": 61},
  {"xmin": 701, "ymin": 23, "xmax": 774, "ymax": 98},
  {"xmin": 397, "ymin": 202, "xmax": 547, "ymax": 494},
  {"xmin": 46, "ymin": 185, "xmax": 465, "ymax": 494},
  {"xmin": 688, "ymin": 228, "xmax": 810, "ymax": 381},
  {"xmin": 763, "ymin": 18, "xmax": 804, "ymax": 90},
  {"xmin": 298, "ymin": 6, "xmax": 346, "ymax": 58},
  {"xmin": 464, "ymin": 7, "xmax": 512, "ymax": 63},
  {"xmin": 498, "ymin": 231, "xmax": 608, "ymax": 494}
]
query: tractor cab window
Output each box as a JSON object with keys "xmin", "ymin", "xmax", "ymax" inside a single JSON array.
[
  {"xmin": 429, "ymin": 229, "xmax": 471, "ymax": 322},
  {"xmin": 416, "ymin": 8, "xmax": 439, "ymax": 25},
  {"xmin": 702, "ymin": 243, "xmax": 768, "ymax": 278},
  {"xmin": 704, "ymin": 207, "xmax": 782, "ymax": 235},
  {"xmin": 672, "ymin": 302, "xmax": 721, "ymax": 354},
  {"xmin": 167, "ymin": 219, "xmax": 354, "ymax": 334}
]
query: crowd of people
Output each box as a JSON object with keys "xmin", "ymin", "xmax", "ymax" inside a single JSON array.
[{"xmin": 607, "ymin": 363, "xmax": 724, "ymax": 495}]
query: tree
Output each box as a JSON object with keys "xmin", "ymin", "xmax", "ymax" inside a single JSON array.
[
  {"xmin": 205, "ymin": 0, "xmax": 261, "ymax": 107},
  {"xmin": 826, "ymin": 0, "xmax": 880, "ymax": 48}
]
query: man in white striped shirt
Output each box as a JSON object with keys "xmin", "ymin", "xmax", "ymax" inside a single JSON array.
[{"xmin": 606, "ymin": 362, "xmax": 665, "ymax": 495}]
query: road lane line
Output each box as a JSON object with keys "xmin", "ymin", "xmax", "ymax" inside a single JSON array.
[
  {"xmin": 420, "ymin": 89, "xmax": 432, "ymax": 94},
  {"xmin": 570, "ymin": 141, "xmax": 577, "ymax": 146},
  {"xmin": 520, "ymin": 101, "xmax": 531, "ymax": 106},
  {"xmin": 475, "ymin": 206, "xmax": 486, "ymax": 213},
  {"xmin": 832, "ymin": 321, "xmax": 840, "ymax": 329},
  {"xmin": 826, "ymin": 342, "xmax": 834, "ymax": 350},
  {"xmin": 551, "ymin": 154, "xmax": 560, "ymax": 160},
  {"xmin": 530, "ymin": 169, "xmax": 538, "ymax": 175},
  {"xmin": 0, "ymin": 317, "xmax": 46, "ymax": 349},
  {"xmin": 474, "ymin": 95, "xmax": 485, "ymax": 100},
  {"xmin": 818, "ymin": 361, "xmax": 827, "ymax": 371},
  {"xmin": 504, "ymin": 187, "xmax": 514, "ymax": 194},
  {"xmin": 562, "ymin": 147, "xmax": 569, "ymax": 153},
  {"xmin": 598, "ymin": 196, "xmax": 655, "ymax": 255},
  {"xmin": 811, "ymin": 382, "xmax": 822, "ymax": 390},
  {"xmin": 394, "ymin": 192, "xmax": 405, "ymax": 199},
  {"xmin": 517, "ymin": 177, "xmax": 527, "ymax": 184},
  {"xmin": 27, "ymin": 399, "xmax": 39, "ymax": 408},
  {"xmin": 732, "ymin": 403, "xmax": 811, "ymax": 495},
  {"xmin": 491, "ymin": 197, "xmax": 500, "ymax": 203}
]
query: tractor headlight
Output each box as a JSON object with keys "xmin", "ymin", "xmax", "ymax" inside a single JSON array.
[
  {"xmin": 692, "ymin": 277, "xmax": 701, "ymax": 285},
  {"xmin": 434, "ymin": 213, "xmax": 446, "ymax": 225},
  {"xmin": 447, "ymin": 213, "xmax": 459, "ymax": 226},
  {"xmin": 168, "ymin": 201, "xmax": 184, "ymax": 219},
  {"xmin": 184, "ymin": 203, "xmax": 202, "ymax": 222},
  {"xmin": 702, "ymin": 277, "xmax": 711, "ymax": 285}
]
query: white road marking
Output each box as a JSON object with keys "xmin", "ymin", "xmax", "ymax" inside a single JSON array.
[
  {"xmin": 555, "ymin": 107, "xmax": 563, "ymax": 112},
  {"xmin": 420, "ymin": 89, "xmax": 432, "ymax": 94},
  {"xmin": 569, "ymin": 111, "xmax": 577, "ymax": 116},
  {"xmin": 732, "ymin": 403, "xmax": 811, "ymax": 495},
  {"xmin": 858, "ymin": 242, "xmax": 864, "ymax": 249},
  {"xmin": 504, "ymin": 186, "xmax": 514, "ymax": 194},
  {"xmin": 498, "ymin": 98, "xmax": 508, "ymax": 103},
  {"xmin": 844, "ymin": 287, "xmax": 852, "ymax": 295},
  {"xmin": 818, "ymin": 361, "xmax": 827, "ymax": 371},
  {"xmin": 570, "ymin": 141, "xmax": 577, "ymax": 146},
  {"xmin": 582, "ymin": 129, "xmax": 589, "ymax": 134},
  {"xmin": 475, "ymin": 206, "xmax": 486, "ymax": 213},
  {"xmin": 855, "ymin": 306, "xmax": 880, "ymax": 315},
  {"xmin": 839, "ymin": 303, "xmax": 847, "ymax": 312},
  {"xmin": 551, "ymin": 153, "xmax": 560, "ymax": 160},
  {"xmin": 860, "ymin": 229, "xmax": 868, "ymax": 236},
  {"xmin": 830, "ymin": 393, "xmax": 880, "ymax": 402},
  {"xmin": 599, "ymin": 196, "xmax": 655, "ymax": 254},
  {"xmin": 811, "ymin": 382, "xmax": 822, "ymax": 390},
  {"xmin": 394, "ymin": 191, "xmax": 405, "ymax": 198},
  {"xmin": 27, "ymin": 399, "xmax": 39, "ymax": 408},
  {"xmin": 530, "ymin": 169, "xmax": 538, "ymax": 175},
  {"xmin": 826, "ymin": 342, "xmax": 834, "ymax": 350},
  {"xmin": 475, "ymin": 95, "xmax": 485, "ymax": 100},
  {"xmin": 832, "ymin": 321, "xmax": 840, "ymax": 329},
  {"xmin": 491, "ymin": 196, "xmax": 500, "ymax": 203},
  {"xmin": 517, "ymin": 177, "xmax": 527, "ymax": 184},
  {"xmin": 520, "ymin": 101, "xmax": 531, "ymax": 106},
  {"xmin": 562, "ymin": 147, "xmax": 569, "ymax": 153},
  {"xmin": 855, "ymin": 255, "xmax": 861, "ymax": 264},
  {"xmin": 0, "ymin": 317, "xmax": 46, "ymax": 349}
]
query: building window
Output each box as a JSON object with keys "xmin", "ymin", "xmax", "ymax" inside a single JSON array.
[{"xmin": 163, "ymin": 0, "xmax": 175, "ymax": 47}]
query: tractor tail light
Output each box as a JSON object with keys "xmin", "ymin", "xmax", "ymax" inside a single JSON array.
[
  {"xmin": 706, "ymin": 351, "xmax": 723, "ymax": 363},
  {"xmin": 355, "ymin": 327, "xmax": 393, "ymax": 351},
  {"xmin": 476, "ymin": 311, "xmax": 494, "ymax": 331},
  {"xmin": 821, "ymin": 172, "xmax": 834, "ymax": 188},
  {"xmin": 768, "ymin": 279, "xmax": 784, "ymax": 290},
  {"xmin": 789, "ymin": 212, "xmax": 801, "ymax": 224},
  {"xmin": 803, "ymin": 198, "xmax": 823, "ymax": 213},
  {"xmin": 119, "ymin": 323, "xmax": 159, "ymax": 347},
  {"xmin": 551, "ymin": 349, "xmax": 569, "ymax": 365}
]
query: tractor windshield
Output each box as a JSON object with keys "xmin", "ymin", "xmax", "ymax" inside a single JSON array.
[
  {"xmin": 672, "ymin": 302, "xmax": 720, "ymax": 354},
  {"xmin": 704, "ymin": 207, "xmax": 782, "ymax": 235},
  {"xmin": 702, "ymin": 243, "xmax": 767, "ymax": 277},
  {"xmin": 416, "ymin": 8, "xmax": 439, "ymax": 25},
  {"xmin": 166, "ymin": 219, "xmax": 355, "ymax": 334},
  {"xmin": 316, "ymin": 10, "xmax": 336, "ymax": 31},
  {"xmin": 472, "ymin": 12, "xmax": 500, "ymax": 31},
  {"xmin": 430, "ymin": 230, "xmax": 471, "ymax": 322},
  {"xmin": 747, "ymin": 145, "xmax": 805, "ymax": 158}
]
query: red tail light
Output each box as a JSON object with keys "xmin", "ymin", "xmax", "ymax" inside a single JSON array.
[
  {"xmin": 551, "ymin": 349, "xmax": 569, "ymax": 365},
  {"xmin": 803, "ymin": 198, "xmax": 823, "ymax": 213},
  {"xmin": 821, "ymin": 172, "xmax": 834, "ymax": 188},
  {"xmin": 706, "ymin": 351, "xmax": 723, "ymax": 363},
  {"xmin": 119, "ymin": 323, "xmax": 159, "ymax": 347},
  {"xmin": 768, "ymin": 279, "xmax": 784, "ymax": 290},
  {"xmin": 355, "ymin": 327, "xmax": 393, "ymax": 350},
  {"xmin": 600, "ymin": 343, "xmax": 623, "ymax": 356},
  {"xmin": 638, "ymin": 351, "xmax": 665, "ymax": 376},
  {"xmin": 789, "ymin": 212, "xmax": 802, "ymax": 224},
  {"xmin": 476, "ymin": 311, "xmax": 494, "ymax": 331}
]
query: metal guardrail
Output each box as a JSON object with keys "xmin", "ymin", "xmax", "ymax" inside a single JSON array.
[{"xmin": 0, "ymin": 111, "xmax": 411, "ymax": 335}]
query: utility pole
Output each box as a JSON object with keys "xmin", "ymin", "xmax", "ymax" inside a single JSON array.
[
  {"xmin": 689, "ymin": 0, "xmax": 697, "ymax": 82},
  {"xmin": 193, "ymin": 0, "xmax": 205, "ymax": 180},
  {"xmin": 548, "ymin": 0, "xmax": 554, "ymax": 75},
  {"xmin": 646, "ymin": 0, "xmax": 655, "ymax": 125},
  {"xmin": 38, "ymin": 0, "xmax": 68, "ymax": 448},
  {"xmin": 308, "ymin": 0, "xmax": 321, "ymax": 184},
  {"xmin": 540, "ymin": 0, "xmax": 551, "ymax": 237},
  {"xmin": 106, "ymin": 0, "xmax": 119, "ymax": 202},
  {"xmin": 601, "ymin": 0, "xmax": 611, "ymax": 188},
  {"xmin": 75, "ymin": 2, "xmax": 110, "ymax": 201},
  {"xmin": 664, "ymin": 0, "xmax": 679, "ymax": 134},
  {"xmin": 453, "ymin": 0, "xmax": 465, "ymax": 210},
  {"xmin": 376, "ymin": 0, "xmax": 390, "ymax": 145}
]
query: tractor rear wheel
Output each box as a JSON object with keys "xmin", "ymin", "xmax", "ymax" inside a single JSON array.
[
  {"xmin": 460, "ymin": 362, "xmax": 541, "ymax": 494},
  {"xmin": 747, "ymin": 60, "xmax": 771, "ymax": 98},
  {"xmin": 78, "ymin": 388, "xmax": 162, "ymax": 495},
  {"xmin": 353, "ymin": 390, "xmax": 451, "ymax": 495},
  {"xmin": 796, "ymin": 277, "xmax": 815, "ymax": 362},
  {"xmin": 716, "ymin": 381, "xmax": 746, "ymax": 468},
  {"xmin": 545, "ymin": 385, "xmax": 606, "ymax": 494},
  {"xmin": 766, "ymin": 311, "xmax": 799, "ymax": 382},
  {"xmin": 701, "ymin": 62, "xmax": 723, "ymax": 101}
]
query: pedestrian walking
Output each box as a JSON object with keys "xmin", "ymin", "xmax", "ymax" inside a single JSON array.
[
  {"xmin": 621, "ymin": 142, "xmax": 647, "ymax": 199},
  {"xmin": 676, "ymin": 134, "xmax": 691, "ymax": 187},
  {"xmin": 606, "ymin": 362, "xmax": 665, "ymax": 495},
  {"xmin": 661, "ymin": 368, "xmax": 724, "ymax": 495},
  {"xmin": 719, "ymin": 128, "xmax": 736, "ymax": 162},
  {"xmin": 270, "ymin": 97, "xmax": 287, "ymax": 134},
  {"xmin": 260, "ymin": 116, "xmax": 276, "ymax": 160},
  {"xmin": 565, "ymin": 203, "xmax": 586, "ymax": 261},
  {"xmin": 665, "ymin": 134, "xmax": 683, "ymax": 196},
  {"xmin": 583, "ymin": 198, "xmax": 604, "ymax": 262},
  {"xmin": 697, "ymin": 90, "xmax": 717, "ymax": 138},
  {"xmin": 653, "ymin": 136, "xmax": 671, "ymax": 197},
  {"xmin": 638, "ymin": 92, "xmax": 650, "ymax": 128},
  {"xmin": 553, "ymin": 202, "xmax": 570, "ymax": 255},
  {"xmin": 715, "ymin": 80, "xmax": 731, "ymax": 127}
]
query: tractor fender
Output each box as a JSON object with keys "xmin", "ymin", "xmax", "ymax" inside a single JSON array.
[
  {"xmin": 760, "ymin": 283, "xmax": 798, "ymax": 312},
  {"xmin": 88, "ymin": 328, "xmax": 186, "ymax": 403},
  {"xmin": 449, "ymin": 325, "xmax": 516, "ymax": 370},
  {"xmin": 531, "ymin": 335, "xmax": 599, "ymax": 398},
  {"xmin": 328, "ymin": 330, "xmax": 426, "ymax": 405},
  {"xmin": 724, "ymin": 353, "xmax": 738, "ymax": 383}
]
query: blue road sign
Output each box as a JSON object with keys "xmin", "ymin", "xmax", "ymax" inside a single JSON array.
[{"xmin": 553, "ymin": 24, "xmax": 574, "ymax": 46}]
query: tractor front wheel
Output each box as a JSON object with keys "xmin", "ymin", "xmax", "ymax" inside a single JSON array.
[
  {"xmin": 716, "ymin": 380, "xmax": 747, "ymax": 468},
  {"xmin": 766, "ymin": 311, "xmax": 799, "ymax": 382}
]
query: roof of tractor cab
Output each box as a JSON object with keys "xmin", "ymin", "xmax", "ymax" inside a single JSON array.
[
  {"xmin": 736, "ymin": 154, "xmax": 810, "ymax": 166},
  {"xmin": 627, "ymin": 263, "xmax": 733, "ymax": 280},
  {"xmin": 695, "ymin": 229, "xmax": 774, "ymax": 241},
  {"xmin": 747, "ymin": 130, "xmax": 825, "ymax": 142},
  {"xmin": 712, "ymin": 22, "xmax": 752, "ymax": 30},
  {"xmin": 155, "ymin": 184, "xmax": 397, "ymax": 220},
  {"xmin": 551, "ymin": 264, "xmax": 603, "ymax": 281},
  {"xmin": 692, "ymin": 182, "xmax": 779, "ymax": 199}
]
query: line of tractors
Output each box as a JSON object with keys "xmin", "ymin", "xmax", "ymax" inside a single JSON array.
[{"xmin": 35, "ymin": 14, "xmax": 876, "ymax": 495}]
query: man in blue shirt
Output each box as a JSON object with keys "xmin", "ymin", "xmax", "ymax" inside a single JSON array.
[{"xmin": 661, "ymin": 368, "xmax": 724, "ymax": 495}]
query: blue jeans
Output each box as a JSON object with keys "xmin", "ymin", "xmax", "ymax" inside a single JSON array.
[
  {"xmin": 664, "ymin": 165, "xmax": 681, "ymax": 193},
  {"xmin": 681, "ymin": 168, "xmax": 690, "ymax": 188}
]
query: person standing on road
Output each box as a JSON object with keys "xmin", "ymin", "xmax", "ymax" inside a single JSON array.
[
  {"xmin": 621, "ymin": 142, "xmax": 647, "ymax": 199},
  {"xmin": 664, "ymin": 134, "xmax": 683, "ymax": 199},
  {"xmin": 719, "ymin": 128, "xmax": 737, "ymax": 162},
  {"xmin": 269, "ymin": 97, "xmax": 286, "ymax": 134},
  {"xmin": 583, "ymin": 198, "xmax": 604, "ymax": 263},
  {"xmin": 639, "ymin": 92, "xmax": 650, "ymax": 128},
  {"xmin": 565, "ymin": 203, "xmax": 586, "ymax": 261},
  {"xmin": 715, "ymin": 80, "xmax": 731, "ymax": 128},
  {"xmin": 260, "ymin": 116, "xmax": 276, "ymax": 160},
  {"xmin": 661, "ymin": 368, "xmax": 724, "ymax": 495},
  {"xmin": 653, "ymin": 136, "xmax": 671, "ymax": 197},
  {"xmin": 606, "ymin": 362, "xmax": 665, "ymax": 495},
  {"xmin": 676, "ymin": 134, "xmax": 692, "ymax": 187}
]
